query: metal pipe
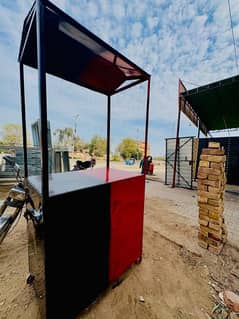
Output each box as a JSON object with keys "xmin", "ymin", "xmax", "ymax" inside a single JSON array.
[
  {"xmin": 172, "ymin": 80, "xmax": 182, "ymax": 188},
  {"xmin": 36, "ymin": 0, "xmax": 49, "ymax": 199},
  {"xmin": 143, "ymin": 78, "xmax": 151, "ymax": 175},
  {"xmin": 106, "ymin": 95, "xmax": 111, "ymax": 180},
  {"xmin": 19, "ymin": 63, "xmax": 28, "ymax": 182}
]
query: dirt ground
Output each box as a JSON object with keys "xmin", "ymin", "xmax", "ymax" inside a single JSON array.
[{"xmin": 1, "ymin": 167, "xmax": 239, "ymax": 319}]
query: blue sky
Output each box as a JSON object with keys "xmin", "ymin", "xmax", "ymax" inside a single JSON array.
[{"xmin": 0, "ymin": 0, "xmax": 238, "ymax": 156}]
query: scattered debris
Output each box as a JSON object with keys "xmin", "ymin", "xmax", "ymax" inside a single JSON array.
[
  {"xmin": 223, "ymin": 290, "xmax": 239, "ymax": 313},
  {"xmin": 138, "ymin": 296, "xmax": 145, "ymax": 303}
]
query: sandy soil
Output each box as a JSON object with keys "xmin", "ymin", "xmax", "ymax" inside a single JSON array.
[{"xmin": 1, "ymin": 177, "xmax": 239, "ymax": 319}]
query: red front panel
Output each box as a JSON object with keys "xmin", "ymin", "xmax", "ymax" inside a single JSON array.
[{"xmin": 109, "ymin": 175, "xmax": 145, "ymax": 283}]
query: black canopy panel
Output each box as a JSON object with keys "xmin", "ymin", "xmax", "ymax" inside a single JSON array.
[
  {"xmin": 18, "ymin": 1, "xmax": 149, "ymax": 95},
  {"xmin": 181, "ymin": 75, "xmax": 239, "ymax": 131}
]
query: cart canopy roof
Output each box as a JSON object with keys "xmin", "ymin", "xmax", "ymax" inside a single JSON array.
[
  {"xmin": 19, "ymin": 1, "xmax": 149, "ymax": 95},
  {"xmin": 181, "ymin": 75, "xmax": 239, "ymax": 132}
]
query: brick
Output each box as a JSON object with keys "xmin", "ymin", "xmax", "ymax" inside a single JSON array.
[
  {"xmin": 208, "ymin": 227, "xmax": 222, "ymax": 240},
  {"xmin": 198, "ymin": 167, "xmax": 221, "ymax": 176},
  {"xmin": 199, "ymin": 160, "xmax": 209, "ymax": 167},
  {"xmin": 210, "ymin": 162, "xmax": 224, "ymax": 170},
  {"xmin": 202, "ymin": 148, "xmax": 225, "ymax": 156},
  {"xmin": 198, "ymin": 179, "xmax": 220, "ymax": 187},
  {"xmin": 208, "ymin": 174, "xmax": 221, "ymax": 181},
  {"xmin": 199, "ymin": 204, "xmax": 223, "ymax": 213},
  {"xmin": 208, "ymin": 142, "xmax": 221, "ymax": 149},
  {"xmin": 198, "ymin": 240, "xmax": 208, "ymax": 249},
  {"xmin": 208, "ymin": 244, "xmax": 223, "ymax": 255},
  {"xmin": 198, "ymin": 190, "xmax": 221, "ymax": 200},
  {"xmin": 200, "ymin": 154, "xmax": 226, "ymax": 163},
  {"xmin": 198, "ymin": 196, "xmax": 208, "ymax": 204},
  {"xmin": 208, "ymin": 198, "xmax": 222, "ymax": 207},
  {"xmin": 199, "ymin": 219, "xmax": 209, "ymax": 226},
  {"xmin": 199, "ymin": 226, "xmax": 208, "ymax": 237},
  {"xmin": 199, "ymin": 209, "xmax": 209, "ymax": 217},
  {"xmin": 199, "ymin": 214, "xmax": 209, "ymax": 221},
  {"xmin": 208, "ymin": 186, "xmax": 222, "ymax": 194},
  {"xmin": 200, "ymin": 225, "xmax": 222, "ymax": 239},
  {"xmin": 207, "ymin": 236, "xmax": 221, "ymax": 247},
  {"xmin": 197, "ymin": 173, "xmax": 208, "ymax": 179},
  {"xmin": 198, "ymin": 231, "xmax": 208, "ymax": 240},
  {"xmin": 209, "ymin": 216, "xmax": 222, "ymax": 224},
  {"xmin": 209, "ymin": 222, "xmax": 221, "ymax": 231},
  {"xmin": 197, "ymin": 184, "xmax": 208, "ymax": 191},
  {"xmin": 209, "ymin": 212, "xmax": 223, "ymax": 221}
]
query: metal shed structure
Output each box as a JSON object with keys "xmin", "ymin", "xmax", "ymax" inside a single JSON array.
[
  {"xmin": 172, "ymin": 75, "xmax": 239, "ymax": 187},
  {"xmin": 18, "ymin": 1, "xmax": 150, "ymax": 318}
]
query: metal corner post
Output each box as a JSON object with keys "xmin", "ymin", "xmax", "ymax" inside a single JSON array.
[
  {"xmin": 36, "ymin": 0, "xmax": 49, "ymax": 199},
  {"xmin": 143, "ymin": 78, "xmax": 151, "ymax": 175},
  {"xmin": 172, "ymin": 79, "xmax": 182, "ymax": 188},
  {"xmin": 19, "ymin": 63, "xmax": 28, "ymax": 182},
  {"xmin": 106, "ymin": 95, "xmax": 111, "ymax": 180}
]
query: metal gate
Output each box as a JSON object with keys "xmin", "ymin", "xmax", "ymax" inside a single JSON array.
[
  {"xmin": 165, "ymin": 137, "xmax": 198, "ymax": 189},
  {"xmin": 198, "ymin": 137, "xmax": 239, "ymax": 185}
]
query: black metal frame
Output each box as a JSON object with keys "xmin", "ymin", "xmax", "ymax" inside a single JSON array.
[
  {"xmin": 166, "ymin": 136, "xmax": 196, "ymax": 189},
  {"xmin": 19, "ymin": 0, "xmax": 151, "ymax": 198}
]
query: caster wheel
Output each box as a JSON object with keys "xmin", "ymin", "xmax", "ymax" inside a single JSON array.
[
  {"xmin": 135, "ymin": 256, "xmax": 142, "ymax": 264},
  {"xmin": 26, "ymin": 273, "xmax": 35, "ymax": 285}
]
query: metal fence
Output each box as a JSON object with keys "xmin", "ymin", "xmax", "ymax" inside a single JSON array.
[
  {"xmin": 0, "ymin": 146, "xmax": 69, "ymax": 178},
  {"xmin": 165, "ymin": 137, "xmax": 198, "ymax": 189},
  {"xmin": 165, "ymin": 136, "xmax": 239, "ymax": 188}
]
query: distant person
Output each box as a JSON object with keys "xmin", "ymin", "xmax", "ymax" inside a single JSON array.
[
  {"xmin": 139, "ymin": 157, "xmax": 145, "ymax": 174},
  {"xmin": 139, "ymin": 155, "xmax": 153, "ymax": 174}
]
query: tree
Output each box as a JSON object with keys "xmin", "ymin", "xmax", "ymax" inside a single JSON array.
[
  {"xmin": 117, "ymin": 137, "xmax": 141, "ymax": 159},
  {"xmin": 89, "ymin": 135, "xmax": 106, "ymax": 157},
  {"xmin": 53, "ymin": 127, "xmax": 74, "ymax": 149},
  {"xmin": 0, "ymin": 123, "xmax": 22, "ymax": 146}
]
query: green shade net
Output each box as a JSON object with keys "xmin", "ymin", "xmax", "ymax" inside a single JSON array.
[{"xmin": 182, "ymin": 75, "xmax": 239, "ymax": 131}]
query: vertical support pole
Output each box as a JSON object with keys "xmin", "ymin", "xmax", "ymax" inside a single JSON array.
[
  {"xmin": 197, "ymin": 118, "xmax": 200, "ymax": 138},
  {"xmin": 191, "ymin": 137, "xmax": 193, "ymax": 189},
  {"xmin": 106, "ymin": 95, "xmax": 111, "ymax": 181},
  {"xmin": 172, "ymin": 81, "xmax": 182, "ymax": 188},
  {"xmin": 36, "ymin": 0, "xmax": 49, "ymax": 199},
  {"xmin": 165, "ymin": 139, "xmax": 167, "ymax": 185},
  {"xmin": 19, "ymin": 63, "xmax": 28, "ymax": 182},
  {"xmin": 143, "ymin": 78, "xmax": 151, "ymax": 175}
]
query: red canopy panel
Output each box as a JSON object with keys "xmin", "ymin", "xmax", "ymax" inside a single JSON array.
[{"xmin": 18, "ymin": 0, "xmax": 149, "ymax": 95}]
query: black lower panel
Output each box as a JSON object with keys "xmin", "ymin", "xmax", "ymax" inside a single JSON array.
[{"xmin": 45, "ymin": 184, "xmax": 110, "ymax": 319}]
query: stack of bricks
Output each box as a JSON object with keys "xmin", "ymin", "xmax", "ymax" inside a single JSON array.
[{"xmin": 197, "ymin": 142, "xmax": 227, "ymax": 254}]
